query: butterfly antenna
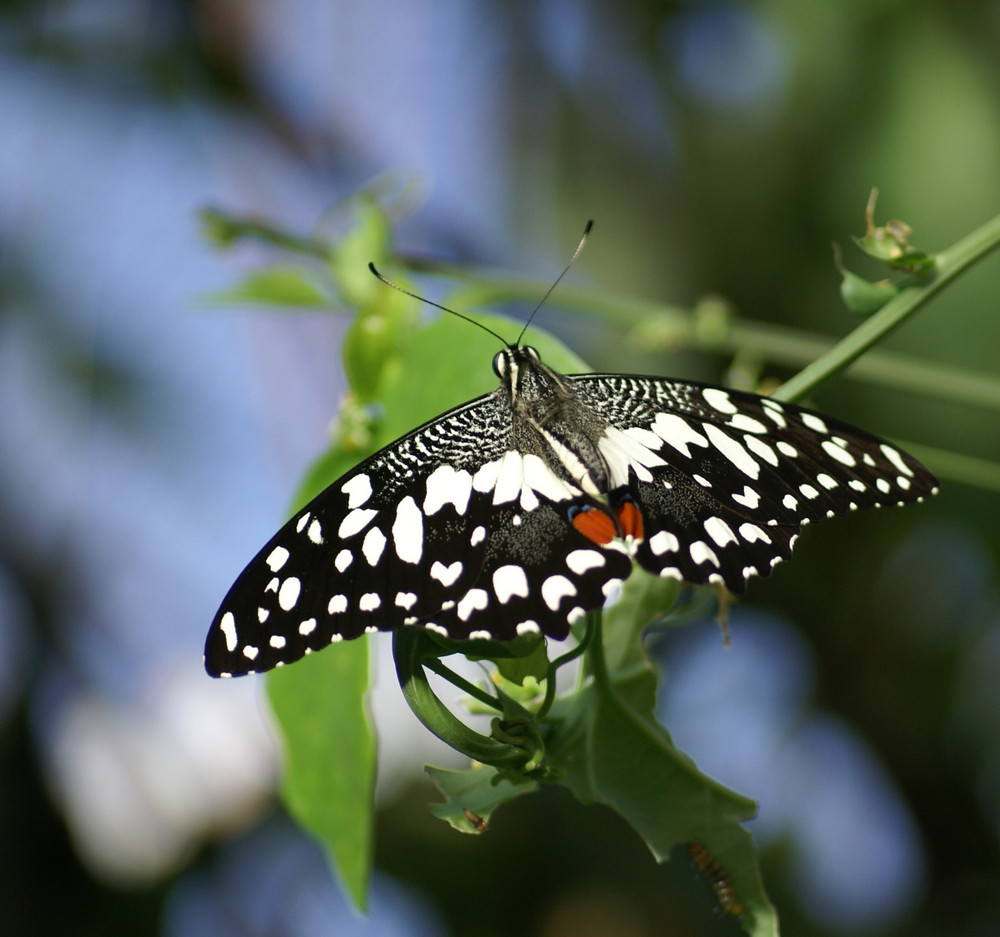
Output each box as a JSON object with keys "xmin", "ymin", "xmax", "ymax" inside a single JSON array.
[
  {"xmin": 515, "ymin": 219, "xmax": 593, "ymax": 346},
  {"xmin": 368, "ymin": 262, "xmax": 509, "ymax": 347}
]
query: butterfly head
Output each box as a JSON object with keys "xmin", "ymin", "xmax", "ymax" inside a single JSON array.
[{"xmin": 492, "ymin": 344, "xmax": 541, "ymax": 381}]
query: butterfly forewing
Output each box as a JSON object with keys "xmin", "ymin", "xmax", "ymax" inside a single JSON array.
[{"xmin": 206, "ymin": 346, "xmax": 937, "ymax": 677}]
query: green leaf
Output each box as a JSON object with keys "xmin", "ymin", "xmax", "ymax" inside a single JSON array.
[
  {"xmin": 268, "ymin": 433, "xmax": 379, "ymax": 913},
  {"xmin": 601, "ymin": 568, "xmax": 681, "ymax": 676},
  {"xmin": 329, "ymin": 197, "xmax": 393, "ymax": 305},
  {"xmin": 201, "ymin": 265, "xmax": 332, "ymax": 307},
  {"xmin": 375, "ymin": 312, "xmax": 589, "ymax": 446},
  {"xmin": 426, "ymin": 764, "xmax": 537, "ymax": 833},
  {"xmin": 492, "ymin": 638, "xmax": 551, "ymax": 686},
  {"xmin": 267, "ymin": 640, "xmax": 375, "ymax": 912},
  {"xmin": 585, "ymin": 681, "xmax": 776, "ymax": 935},
  {"xmin": 546, "ymin": 637, "xmax": 777, "ymax": 936}
]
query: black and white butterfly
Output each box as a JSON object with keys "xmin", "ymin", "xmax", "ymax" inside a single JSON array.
[{"xmin": 205, "ymin": 244, "xmax": 937, "ymax": 678}]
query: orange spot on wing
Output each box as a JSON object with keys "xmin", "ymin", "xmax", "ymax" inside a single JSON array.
[
  {"xmin": 616, "ymin": 500, "xmax": 644, "ymax": 540},
  {"xmin": 571, "ymin": 507, "xmax": 618, "ymax": 545}
]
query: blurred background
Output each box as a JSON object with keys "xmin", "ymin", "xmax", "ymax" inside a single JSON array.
[{"xmin": 2, "ymin": 1, "xmax": 1000, "ymax": 935}]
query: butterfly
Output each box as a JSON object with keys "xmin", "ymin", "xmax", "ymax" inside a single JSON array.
[{"xmin": 205, "ymin": 233, "xmax": 937, "ymax": 678}]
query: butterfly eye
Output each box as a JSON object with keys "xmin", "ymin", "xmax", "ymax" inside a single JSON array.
[
  {"xmin": 524, "ymin": 346, "xmax": 540, "ymax": 362},
  {"xmin": 492, "ymin": 350, "xmax": 508, "ymax": 379}
]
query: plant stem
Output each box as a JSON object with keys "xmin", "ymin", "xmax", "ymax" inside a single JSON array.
[
  {"xmin": 393, "ymin": 630, "xmax": 530, "ymax": 767},
  {"xmin": 536, "ymin": 616, "xmax": 596, "ymax": 720},
  {"xmin": 424, "ymin": 658, "xmax": 503, "ymax": 712},
  {"xmin": 774, "ymin": 212, "xmax": 1000, "ymax": 403}
]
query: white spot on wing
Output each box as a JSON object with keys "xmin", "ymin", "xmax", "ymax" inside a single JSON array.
[
  {"xmin": 362, "ymin": 526, "xmax": 387, "ymax": 565},
  {"xmin": 732, "ymin": 485, "xmax": 761, "ymax": 509},
  {"xmin": 395, "ymin": 591, "xmax": 418, "ymax": 610},
  {"xmin": 266, "ymin": 547, "xmax": 289, "ymax": 572},
  {"xmin": 491, "ymin": 451, "xmax": 523, "ymax": 505},
  {"xmin": 220, "ymin": 612, "xmax": 237, "ymax": 652},
  {"xmin": 822, "ymin": 439, "xmax": 857, "ymax": 466},
  {"xmin": 602, "ymin": 578, "xmax": 624, "ymax": 603},
  {"xmin": 242, "ymin": 645, "xmax": 259, "ymax": 660},
  {"xmin": 703, "ymin": 387, "xmax": 737, "ymax": 414},
  {"xmin": 744, "ymin": 435, "xmax": 778, "ymax": 466},
  {"xmin": 565, "ymin": 549, "xmax": 605, "ymax": 575},
  {"xmin": 278, "ymin": 577, "xmax": 301, "ymax": 611},
  {"xmin": 649, "ymin": 530, "xmax": 680, "ymax": 555},
  {"xmin": 880, "ymin": 443, "xmax": 914, "ymax": 477},
  {"xmin": 729, "ymin": 413, "xmax": 769, "ymax": 434},
  {"xmin": 328, "ymin": 594, "xmax": 347, "ymax": 614},
  {"xmin": 801, "ymin": 412, "xmax": 829, "ymax": 434},
  {"xmin": 472, "ymin": 459, "xmax": 501, "ymax": 493},
  {"xmin": 762, "ymin": 400, "xmax": 787, "ymax": 428},
  {"xmin": 457, "ymin": 588, "xmax": 489, "ymax": 621},
  {"xmin": 424, "ymin": 465, "xmax": 473, "ymax": 515},
  {"xmin": 430, "ymin": 560, "xmax": 463, "ymax": 588},
  {"xmin": 541, "ymin": 575, "xmax": 576, "ymax": 611},
  {"xmin": 705, "ymin": 424, "xmax": 760, "ymax": 478},
  {"xmin": 738, "ymin": 523, "xmax": 771, "ymax": 543},
  {"xmin": 522, "ymin": 452, "xmax": 575, "ymax": 504},
  {"xmin": 704, "ymin": 516, "xmax": 738, "ymax": 547},
  {"xmin": 470, "ymin": 525, "xmax": 487, "ymax": 547},
  {"xmin": 339, "ymin": 508, "xmax": 378, "ymax": 539},
  {"xmin": 269, "ymin": 635, "xmax": 286, "ymax": 649},
  {"xmin": 299, "ymin": 618, "xmax": 317, "ymax": 635},
  {"xmin": 493, "ymin": 565, "xmax": 529, "ymax": 603},
  {"xmin": 342, "ymin": 473, "xmax": 373, "ymax": 508},
  {"xmin": 335, "ymin": 549, "xmax": 353, "ymax": 572},
  {"xmin": 690, "ymin": 540, "xmax": 720, "ymax": 567},
  {"xmin": 307, "ymin": 518, "xmax": 324, "ymax": 544},
  {"xmin": 651, "ymin": 412, "xmax": 709, "ymax": 458},
  {"xmin": 359, "ymin": 593, "xmax": 381, "ymax": 612},
  {"xmin": 599, "ymin": 426, "xmax": 667, "ymax": 486},
  {"xmin": 391, "ymin": 496, "xmax": 424, "ymax": 564},
  {"xmin": 622, "ymin": 426, "xmax": 664, "ymax": 450}
]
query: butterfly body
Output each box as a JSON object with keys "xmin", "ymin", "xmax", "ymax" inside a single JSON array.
[{"xmin": 206, "ymin": 344, "xmax": 936, "ymax": 678}]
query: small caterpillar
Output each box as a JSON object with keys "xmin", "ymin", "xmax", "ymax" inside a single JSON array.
[
  {"xmin": 688, "ymin": 841, "xmax": 743, "ymax": 916},
  {"xmin": 462, "ymin": 808, "xmax": 488, "ymax": 833}
]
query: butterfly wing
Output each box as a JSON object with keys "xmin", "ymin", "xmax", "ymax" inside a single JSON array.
[
  {"xmin": 205, "ymin": 391, "xmax": 631, "ymax": 677},
  {"xmin": 574, "ymin": 374, "xmax": 938, "ymax": 593}
]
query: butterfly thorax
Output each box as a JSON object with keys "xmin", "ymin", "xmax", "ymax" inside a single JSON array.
[{"xmin": 494, "ymin": 345, "xmax": 613, "ymax": 497}]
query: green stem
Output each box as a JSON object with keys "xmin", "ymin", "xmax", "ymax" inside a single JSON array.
[
  {"xmin": 424, "ymin": 658, "xmax": 503, "ymax": 712},
  {"xmin": 402, "ymin": 215, "xmax": 1000, "ymax": 412},
  {"xmin": 774, "ymin": 212, "xmax": 1000, "ymax": 403},
  {"xmin": 393, "ymin": 629, "xmax": 529, "ymax": 768},
  {"xmin": 536, "ymin": 616, "xmax": 596, "ymax": 721},
  {"xmin": 585, "ymin": 612, "xmax": 612, "ymax": 696}
]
